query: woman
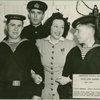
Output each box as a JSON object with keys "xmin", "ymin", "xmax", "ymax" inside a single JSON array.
[
  {"xmin": 0, "ymin": 14, "xmax": 44, "ymax": 99},
  {"xmin": 57, "ymin": 15, "xmax": 100, "ymax": 99},
  {"xmin": 36, "ymin": 12, "xmax": 75, "ymax": 99}
]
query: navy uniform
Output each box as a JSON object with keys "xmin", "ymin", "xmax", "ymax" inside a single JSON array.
[
  {"xmin": 21, "ymin": 1, "xmax": 48, "ymax": 43},
  {"xmin": 0, "ymin": 14, "xmax": 44, "ymax": 99},
  {"xmin": 58, "ymin": 15, "xmax": 100, "ymax": 99}
]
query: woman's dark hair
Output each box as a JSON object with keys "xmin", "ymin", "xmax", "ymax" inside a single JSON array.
[{"xmin": 43, "ymin": 12, "xmax": 70, "ymax": 38}]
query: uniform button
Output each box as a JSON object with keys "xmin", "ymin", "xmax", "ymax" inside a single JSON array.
[
  {"xmin": 52, "ymin": 51, "xmax": 54, "ymax": 54},
  {"xmin": 51, "ymin": 62, "xmax": 53, "ymax": 65},
  {"xmin": 51, "ymin": 78, "xmax": 53, "ymax": 80},
  {"xmin": 51, "ymin": 72, "xmax": 53, "ymax": 75},
  {"xmin": 51, "ymin": 57, "xmax": 54, "ymax": 59},
  {"xmin": 52, "ymin": 46, "xmax": 54, "ymax": 48},
  {"xmin": 51, "ymin": 67, "xmax": 53, "ymax": 70},
  {"xmin": 52, "ymin": 94, "xmax": 55, "ymax": 96},
  {"xmin": 51, "ymin": 83, "xmax": 54, "ymax": 85},
  {"xmin": 51, "ymin": 88, "xmax": 53, "ymax": 91}
]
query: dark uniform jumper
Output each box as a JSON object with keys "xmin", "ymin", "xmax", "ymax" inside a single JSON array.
[{"xmin": 0, "ymin": 39, "xmax": 44, "ymax": 99}]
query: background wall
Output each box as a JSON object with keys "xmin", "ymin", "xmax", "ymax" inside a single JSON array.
[{"xmin": 0, "ymin": 0, "xmax": 100, "ymax": 41}]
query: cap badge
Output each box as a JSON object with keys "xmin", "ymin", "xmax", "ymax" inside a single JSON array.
[{"xmin": 34, "ymin": 3, "xmax": 39, "ymax": 8}]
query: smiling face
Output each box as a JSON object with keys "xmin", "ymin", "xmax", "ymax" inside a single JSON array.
[
  {"xmin": 7, "ymin": 19, "xmax": 23, "ymax": 40},
  {"xmin": 74, "ymin": 24, "xmax": 95, "ymax": 44},
  {"xmin": 50, "ymin": 19, "xmax": 64, "ymax": 40},
  {"xmin": 28, "ymin": 9, "xmax": 44, "ymax": 26}
]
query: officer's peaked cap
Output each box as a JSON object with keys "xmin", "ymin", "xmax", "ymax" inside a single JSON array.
[{"xmin": 27, "ymin": 0, "xmax": 48, "ymax": 13}]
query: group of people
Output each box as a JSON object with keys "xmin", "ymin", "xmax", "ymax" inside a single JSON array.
[{"xmin": 0, "ymin": 0, "xmax": 100, "ymax": 99}]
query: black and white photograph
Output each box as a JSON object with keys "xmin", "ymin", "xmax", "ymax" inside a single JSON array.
[{"xmin": 0, "ymin": 0, "xmax": 100, "ymax": 99}]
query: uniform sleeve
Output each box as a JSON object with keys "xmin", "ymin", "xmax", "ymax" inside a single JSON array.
[
  {"xmin": 36, "ymin": 39, "xmax": 43, "ymax": 54},
  {"xmin": 31, "ymin": 43, "xmax": 44, "ymax": 96},
  {"xmin": 62, "ymin": 49, "xmax": 73, "ymax": 79},
  {"xmin": 32, "ymin": 44, "xmax": 44, "ymax": 79}
]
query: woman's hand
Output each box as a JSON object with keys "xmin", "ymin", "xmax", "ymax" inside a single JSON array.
[{"xmin": 55, "ymin": 76, "xmax": 72, "ymax": 85}]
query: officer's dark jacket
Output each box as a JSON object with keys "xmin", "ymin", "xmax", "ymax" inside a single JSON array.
[{"xmin": 21, "ymin": 24, "xmax": 48, "ymax": 43}]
